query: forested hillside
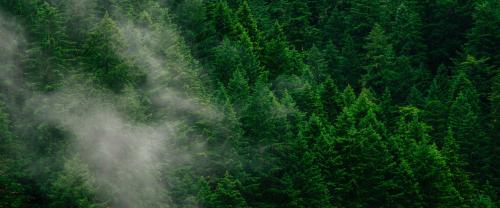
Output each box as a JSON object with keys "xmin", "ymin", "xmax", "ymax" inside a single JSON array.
[{"xmin": 0, "ymin": 0, "xmax": 498, "ymax": 207}]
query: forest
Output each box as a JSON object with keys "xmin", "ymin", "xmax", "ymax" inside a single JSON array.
[{"xmin": 0, "ymin": 0, "xmax": 498, "ymax": 207}]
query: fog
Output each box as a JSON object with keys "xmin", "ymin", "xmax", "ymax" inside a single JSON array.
[{"xmin": 0, "ymin": 3, "xmax": 216, "ymax": 207}]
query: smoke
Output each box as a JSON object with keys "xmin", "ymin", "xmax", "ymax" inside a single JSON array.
[{"xmin": 0, "ymin": 2, "xmax": 218, "ymax": 207}]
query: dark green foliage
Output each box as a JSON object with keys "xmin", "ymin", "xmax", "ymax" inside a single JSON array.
[
  {"xmin": 82, "ymin": 14, "xmax": 143, "ymax": 92},
  {"xmin": 361, "ymin": 24, "xmax": 396, "ymax": 94},
  {"xmin": 261, "ymin": 22, "xmax": 306, "ymax": 79},
  {"xmin": 391, "ymin": 2, "xmax": 427, "ymax": 66},
  {"xmin": 198, "ymin": 172, "xmax": 248, "ymax": 208},
  {"xmin": 48, "ymin": 157, "xmax": 104, "ymax": 208},
  {"xmin": 0, "ymin": 101, "xmax": 29, "ymax": 208},
  {"xmin": 0, "ymin": 0, "xmax": 498, "ymax": 207},
  {"xmin": 23, "ymin": 2, "xmax": 70, "ymax": 91},
  {"xmin": 466, "ymin": 0, "xmax": 500, "ymax": 67}
]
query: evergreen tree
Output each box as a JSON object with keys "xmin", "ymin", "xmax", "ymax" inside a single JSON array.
[
  {"xmin": 361, "ymin": 24, "xmax": 396, "ymax": 94},
  {"xmin": 198, "ymin": 172, "xmax": 248, "ymax": 208},
  {"xmin": 206, "ymin": 1, "xmax": 239, "ymax": 40},
  {"xmin": 347, "ymin": 0, "xmax": 387, "ymax": 47},
  {"xmin": 320, "ymin": 76, "xmax": 341, "ymax": 122},
  {"xmin": 82, "ymin": 14, "xmax": 141, "ymax": 92},
  {"xmin": 410, "ymin": 142, "xmax": 463, "ymax": 207},
  {"xmin": 323, "ymin": 41, "xmax": 346, "ymax": 86},
  {"xmin": 283, "ymin": 0, "xmax": 316, "ymax": 49},
  {"xmin": 391, "ymin": 2, "xmax": 426, "ymax": 66},
  {"xmin": 418, "ymin": 0, "xmax": 474, "ymax": 68},
  {"xmin": 1, "ymin": 1, "xmax": 499, "ymax": 207},
  {"xmin": 330, "ymin": 89, "xmax": 402, "ymax": 207},
  {"xmin": 449, "ymin": 91, "xmax": 490, "ymax": 180},
  {"xmin": 466, "ymin": 0, "xmax": 500, "ymax": 67},
  {"xmin": 490, "ymin": 69, "xmax": 500, "ymax": 191},
  {"xmin": 24, "ymin": 2, "xmax": 70, "ymax": 91},
  {"xmin": 48, "ymin": 157, "xmax": 104, "ymax": 208},
  {"xmin": 305, "ymin": 45, "xmax": 327, "ymax": 83},
  {"xmin": 236, "ymin": 0, "xmax": 262, "ymax": 51},
  {"xmin": 227, "ymin": 68, "xmax": 250, "ymax": 111},
  {"xmin": 0, "ymin": 101, "xmax": 29, "ymax": 208},
  {"xmin": 423, "ymin": 65, "xmax": 450, "ymax": 144},
  {"xmin": 442, "ymin": 128, "xmax": 476, "ymax": 205}
]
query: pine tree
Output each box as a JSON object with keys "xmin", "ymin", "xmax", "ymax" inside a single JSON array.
[
  {"xmin": 410, "ymin": 142, "xmax": 463, "ymax": 207},
  {"xmin": 241, "ymin": 73, "xmax": 280, "ymax": 145},
  {"xmin": 236, "ymin": 0, "xmax": 262, "ymax": 51},
  {"xmin": 0, "ymin": 100, "xmax": 29, "ymax": 208},
  {"xmin": 407, "ymin": 85, "xmax": 425, "ymax": 108},
  {"xmin": 227, "ymin": 68, "xmax": 250, "ymax": 111},
  {"xmin": 48, "ymin": 157, "xmax": 104, "ymax": 208},
  {"xmin": 211, "ymin": 38, "xmax": 244, "ymax": 83},
  {"xmin": 361, "ymin": 24, "xmax": 396, "ymax": 94},
  {"xmin": 347, "ymin": 0, "xmax": 387, "ymax": 47},
  {"xmin": 418, "ymin": 0, "xmax": 474, "ymax": 68},
  {"xmin": 466, "ymin": 0, "xmax": 500, "ymax": 67},
  {"xmin": 490, "ymin": 69, "xmax": 500, "ymax": 190},
  {"xmin": 323, "ymin": 41, "xmax": 346, "ymax": 86},
  {"xmin": 24, "ymin": 2, "xmax": 70, "ymax": 91},
  {"xmin": 391, "ymin": 2, "xmax": 426, "ymax": 66},
  {"xmin": 206, "ymin": 1, "xmax": 239, "ymax": 41},
  {"xmin": 261, "ymin": 22, "xmax": 305, "ymax": 79},
  {"xmin": 456, "ymin": 55, "xmax": 494, "ymax": 115},
  {"xmin": 330, "ymin": 89, "xmax": 402, "ymax": 207},
  {"xmin": 339, "ymin": 34, "xmax": 362, "ymax": 88},
  {"xmin": 423, "ymin": 65, "xmax": 450, "ymax": 144},
  {"xmin": 448, "ymin": 70, "xmax": 478, "ymax": 110},
  {"xmin": 198, "ymin": 172, "xmax": 248, "ymax": 208},
  {"xmin": 449, "ymin": 91, "xmax": 490, "ymax": 179},
  {"xmin": 442, "ymin": 128, "xmax": 476, "ymax": 205},
  {"xmin": 283, "ymin": 0, "xmax": 316, "ymax": 49},
  {"xmin": 305, "ymin": 45, "xmax": 327, "ymax": 83},
  {"xmin": 82, "ymin": 14, "xmax": 141, "ymax": 92},
  {"xmin": 320, "ymin": 76, "xmax": 341, "ymax": 122},
  {"xmin": 392, "ymin": 107, "xmax": 463, "ymax": 207}
]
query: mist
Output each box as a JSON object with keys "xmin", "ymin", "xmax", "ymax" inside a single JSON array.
[{"xmin": 0, "ymin": 3, "xmax": 216, "ymax": 207}]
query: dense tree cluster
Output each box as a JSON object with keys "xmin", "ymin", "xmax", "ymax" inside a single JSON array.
[{"xmin": 0, "ymin": 0, "xmax": 498, "ymax": 207}]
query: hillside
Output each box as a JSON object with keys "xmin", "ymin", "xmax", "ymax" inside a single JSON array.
[{"xmin": 0, "ymin": 0, "xmax": 498, "ymax": 207}]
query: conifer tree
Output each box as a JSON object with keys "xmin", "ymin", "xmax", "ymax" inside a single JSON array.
[
  {"xmin": 331, "ymin": 89, "xmax": 402, "ymax": 207},
  {"xmin": 227, "ymin": 68, "xmax": 250, "ymax": 111},
  {"xmin": 442, "ymin": 128, "xmax": 476, "ymax": 205},
  {"xmin": 0, "ymin": 101, "xmax": 29, "ymax": 208},
  {"xmin": 48, "ymin": 157, "xmax": 104, "ymax": 208},
  {"xmin": 198, "ymin": 172, "xmax": 248, "ymax": 208},
  {"xmin": 391, "ymin": 2, "xmax": 426, "ymax": 66},
  {"xmin": 410, "ymin": 142, "xmax": 463, "ymax": 207},
  {"xmin": 423, "ymin": 65, "xmax": 450, "ymax": 143},
  {"xmin": 361, "ymin": 24, "xmax": 396, "ymax": 94},
  {"xmin": 236, "ymin": 0, "xmax": 262, "ymax": 51},
  {"xmin": 466, "ymin": 0, "xmax": 500, "ymax": 67},
  {"xmin": 283, "ymin": 0, "xmax": 316, "ymax": 49},
  {"xmin": 449, "ymin": 91, "xmax": 490, "ymax": 179},
  {"xmin": 305, "ymin": 45, "xmax": 327, "ymax": 83},
  {"xmin": 339, "ymin": 34, "xmax": 362, "ymax": 87},
  {"xmin": 206, "ymin": 1, "xmax": 239, "ymax": 41},
  {"xmin": 320, "ymin": 76, "xmax": 341, "ymax": 122},
  {"xmin": 261, "ymin": 22, "xmax": 305, "ymax": 79},
  {"xmin": 490, "ymin": 69, "xmax": 500, "ymax": 189},
  {"xmin": 347, "ymin": 0, "xmax": 386, "ymax": 46},
  {"xmin": 24, "ymin": 2, "xmax": 70, "ymax": 91},
  {"xmin": 323, "ymin": 41, "xmax": 345, "ymax": 86},
  {"xmin": 82, "ymin": 14, "xmax": 140, "ymax": 92}
]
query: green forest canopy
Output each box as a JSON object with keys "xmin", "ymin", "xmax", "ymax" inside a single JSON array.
[{"xmin": 0, "ymin": 0, "xmax": 498, "ymax": 207}]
